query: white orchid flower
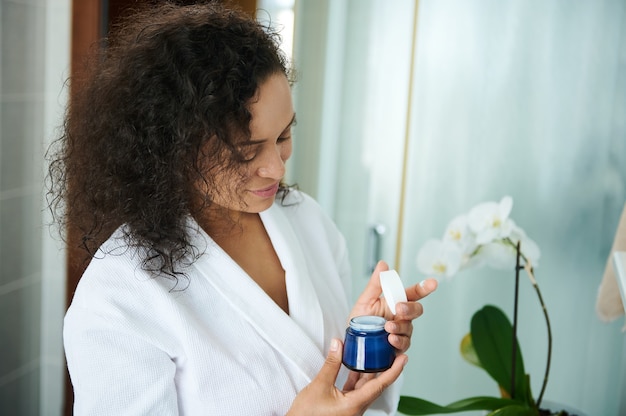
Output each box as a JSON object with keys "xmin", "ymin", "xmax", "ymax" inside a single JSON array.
[
  {"xmin": 470, "ymin": 222, "xmax": 539, "ymax": 270},
  {"xmin": 416, "ymin": 239, "xmax": 463, "ymax": 278},
  {"xmin": 476, "ymin": 240, "xmax": 518, "ymax": 270},
  {"xmin": 508, "ymin": 221, "xmax": 541, "ymax": 267},
  {"xmin": 443, "ymin": 214, "xmax": 477, "ymax": 255},
  {"xmin": 467, "ymin": 196, "xmax": 514, "ymax": 244},
  {"xmin": 416, "ymin": 196, "xmax": 540, "ymax": 279},
  {"xmin": 413, "ymin": 196, "xmax": 551, "ymax": 409}
]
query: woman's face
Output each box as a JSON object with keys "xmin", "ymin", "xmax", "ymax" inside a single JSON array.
[{"xmin": 205, "ymin": 73, "xmax": 295, "ymax": 214}]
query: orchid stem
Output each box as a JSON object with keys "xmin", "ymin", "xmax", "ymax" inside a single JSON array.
[
  {"xmin": 504, "ymin": 238, "xmax": 552, "ymax": 409},
  {"xmin": 525, "ymin": 263, "xmax": 551, "ymax": 408},
  {"xmin": 511, "ymin": 242, "xmax": 521, "ymax": 400}
]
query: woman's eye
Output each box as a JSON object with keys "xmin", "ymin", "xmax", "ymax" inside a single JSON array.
[
  {"xmin": 237, "ymin": 145, "xmax": 258, "ymax": 162},
  {"xmin": 277, "ymin": 135, "xmax": 291, "ymax": 143}
]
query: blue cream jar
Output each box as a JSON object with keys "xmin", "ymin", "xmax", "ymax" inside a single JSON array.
[
  {"xmin": 342, "ymin": 270, "xmax": 407, "ymax": 373},
  {"xmin": 342, "ymin": 315, "xmax": 395, "ymax": 373}
]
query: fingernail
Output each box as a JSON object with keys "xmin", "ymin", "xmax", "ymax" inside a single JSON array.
[
  {"xmin": 419, "ymin": 280, "xmax": 426, "ymax": 288},
  {"xmin": 330, "ymin": 338, "xmax": 339, "ymax": 352}
]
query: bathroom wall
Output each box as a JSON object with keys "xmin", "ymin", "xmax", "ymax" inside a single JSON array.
[
  {"xmin": 0, "ymin": 0, "xmax": 69, "ymax": 414},
  {"xmin": 293, "ymin": 0, "xmax": 626, "ymax": 414}
]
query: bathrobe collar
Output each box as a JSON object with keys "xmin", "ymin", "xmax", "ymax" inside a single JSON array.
[{"xmin": 190, "ymin": 203, "xmax": 326, "ymax": 382}]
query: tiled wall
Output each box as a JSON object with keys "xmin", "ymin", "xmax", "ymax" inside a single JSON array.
[{"xmin": 0, "ymin": 0, "xmax": 70, "ymax": 415}]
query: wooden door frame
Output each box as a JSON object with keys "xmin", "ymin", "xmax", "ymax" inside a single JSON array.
[{"xmin": 66, "ymin": 2, "xmax": 104, "ymax": 411}]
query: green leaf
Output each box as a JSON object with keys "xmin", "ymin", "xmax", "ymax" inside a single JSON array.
[
  {"xmin": 460, "ymin": 332, "xmax": 481, "ymax": 367},
  {"xmin": 398, "ymin": 395, "xmax": 524, "ymax": 415},
  {"xmin": 488, "ymin": 404, "xmax": 538, "ymax": 416},
  {"xmin": 521, "ymin": 374, "xmax": 536, "ymax": 407},
  {"xmin": 470, "ymin": 305, "xmax": 530, "ymax": 402}
]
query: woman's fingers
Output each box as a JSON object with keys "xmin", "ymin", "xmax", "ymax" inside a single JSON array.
[
  {"xmin": 388, "ymin": 333, "xmax": 411, "ymax": 353},
  {"xmin": 355, "ymin": 261, "xmax": 389, "ymax": 305},
  {"xmin": 343, "ymin": 371, "xmax": 375, "ymax": 392},
  {"xmin": 287, "ymin": 339, "xmax": 406, "ymax": 416},
  {"xmin": 344, "ymin": 354, "xmax": 408, "ymax": 408},
  {"xmin": 316, "ymin": 338, "xmax": 344, "ymax": 386},
  {"xmin": 405, "ymin": 278, "xmax": 438, "ymax": 302},
  {"xmin": 391, "ymin": 301, "xmax": 424, "ymax": 321},
  {"xmin": 385, "ymin": 320, "xmax": 413, "ymax": 353}
]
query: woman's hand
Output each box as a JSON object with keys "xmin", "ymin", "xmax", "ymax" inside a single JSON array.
[
  {"xmin": 349, "ymin": 261, "xmax": 438, "ymax": 354},
  {"xmin": 286, "ymin": 338, "xmax": 407, "ymax": 416}
]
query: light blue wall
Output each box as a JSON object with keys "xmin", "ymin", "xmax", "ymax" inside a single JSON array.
[
  {"xmin": 0, "ymin": 0, "xmax": 69, "ymax": 414},
  {"xmin": 400, "ymin": 1, "xmax": 626, "ymax": 414},
  {"xmin": 293, "ymin": 1, "xmax": 626, "ymax": 414}
]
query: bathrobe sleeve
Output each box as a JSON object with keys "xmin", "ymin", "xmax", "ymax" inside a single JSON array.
[
  {"xmin": 64, "ymin": 305, "xmax": 180, "ymax": 415},
  {"xmin": 64, "ymin": 250, "xmax": 183, "ymax": 416}
]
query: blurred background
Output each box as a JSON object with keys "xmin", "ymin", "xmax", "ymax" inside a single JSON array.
[{"xmin": 1, "ymin": 0, "xmax": 624, "ymax": 414}]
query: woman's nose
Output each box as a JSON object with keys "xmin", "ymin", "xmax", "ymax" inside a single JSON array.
[{"xmin": 256, "ymin": 146, "xmax": 286, "ymax": 179}]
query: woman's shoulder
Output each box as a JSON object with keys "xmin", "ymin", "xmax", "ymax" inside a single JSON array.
[{"xmin": 69, "ymin": 227, "xmax": 186, "ymax": 312}]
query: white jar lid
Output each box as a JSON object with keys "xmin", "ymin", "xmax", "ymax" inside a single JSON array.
[{"xmin": 380, "ymin": 270, "xmax": 407, "ymax": 315}]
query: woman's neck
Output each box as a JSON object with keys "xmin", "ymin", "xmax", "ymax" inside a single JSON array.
[{"xmin": 197, "ymin": 207, "xmax": 289, "ymax": 314}]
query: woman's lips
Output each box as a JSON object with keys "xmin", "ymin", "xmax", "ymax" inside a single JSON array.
[{"xmin": 251, "ymin": 183, "xmax": 279, "ymax": 198}]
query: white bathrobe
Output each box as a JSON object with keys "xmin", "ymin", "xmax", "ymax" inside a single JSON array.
[{"xmin": 64, "ymin": 191, "xmax": 400, "ymax": 415}]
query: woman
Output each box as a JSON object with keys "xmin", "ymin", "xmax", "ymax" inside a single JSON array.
[{"xmin": 47, "ymin": 3, "xmax": 437, "ymax": 415}]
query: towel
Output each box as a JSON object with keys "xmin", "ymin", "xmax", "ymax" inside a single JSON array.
[{"xmin": 596, "ymin": 203, "xmax": 626, "ymax": 330}]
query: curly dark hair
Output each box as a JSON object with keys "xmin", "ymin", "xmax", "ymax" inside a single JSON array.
[{"xmin": 46, "ymin": 1, "xmax": 292, "ymax": 279}]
